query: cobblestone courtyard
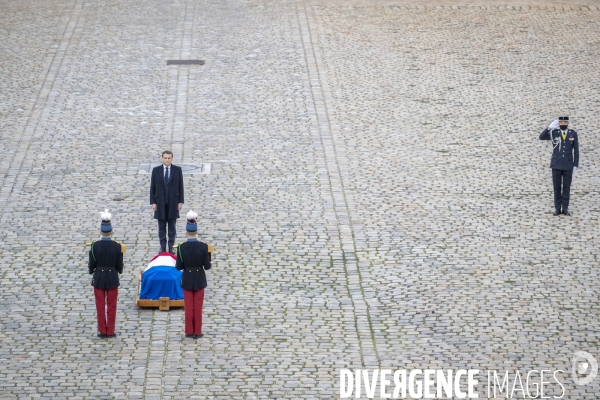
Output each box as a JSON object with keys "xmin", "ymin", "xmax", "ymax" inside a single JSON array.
[{"xmin": 1, "ymin": 0, "xmax": 600, "ymax": 398}]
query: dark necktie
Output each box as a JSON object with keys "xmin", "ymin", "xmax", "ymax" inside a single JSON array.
[{"xmin": 165, "ymin": 167, "xmax": 169, "ymax": 182}]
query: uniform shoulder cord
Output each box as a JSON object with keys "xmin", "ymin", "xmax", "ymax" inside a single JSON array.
[
  {"xmin": 178, "ymin": 243, "xmax": 183, "ymax": 262},
  {"xmin": 550, "ymin": 129, "xmax": 560, "ymax": 150}
]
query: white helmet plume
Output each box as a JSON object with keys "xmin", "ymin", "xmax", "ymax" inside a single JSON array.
[
  {"xmin": 100, "ymin": 209, "xmax": 112, "ymax": 221},
  {"xmin": 186, "ymin": 210, "xmax": 198, "ymax": 221}
]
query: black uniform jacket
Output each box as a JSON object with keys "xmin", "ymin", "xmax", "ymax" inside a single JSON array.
[
  {"xmin": 149, "ymin": 164, "xmax": 184, "ymax": 220},
  {"xmin": 539, "ymin": 128, "xmax": 579, "ymax": 170},
  {"xmin": 88, "ymin": 239, "xmax": 124, "ymax": 289},
  {"xmin": 176, "ymin": 240, "xmax": 211, "ymax": 291}
]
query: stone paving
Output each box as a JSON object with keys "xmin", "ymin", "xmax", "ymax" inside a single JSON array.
[{"xmin": 1, "ymin": 0, "xmax": 600, "ymax": 398}]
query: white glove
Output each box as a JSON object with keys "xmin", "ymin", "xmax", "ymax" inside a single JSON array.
[
  {"xmin": 548, "ymin": 120, "xmax": 559, "ymax": 130},
  {"xmin": 573, "ymin": 167, "xmax": 577, "ymax": 172}
]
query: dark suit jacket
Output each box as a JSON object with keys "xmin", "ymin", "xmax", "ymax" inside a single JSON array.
[
  {"xmin": 176, "ymin": 240, "xmax": 211, "ymax": 291},
  {"xmin": 150, "ymin": 164, "xmax": 184, "ymax": 220},
  {"xmin": 88, "ymin": 239, "xmax": 124, "ymax": 289},
  {"xmin": 540, "ymin": 128, "xmax": 579, "ymax": 170}
]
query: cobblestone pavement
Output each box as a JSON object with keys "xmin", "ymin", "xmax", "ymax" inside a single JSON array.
[{"xmin": 1, "ymin": 0, "xmax": 599, "ymax": 399}]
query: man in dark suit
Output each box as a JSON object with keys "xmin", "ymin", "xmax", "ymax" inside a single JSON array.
[
  {"xmin": 89, "ymin": 210, "xmax": 124, "ymax": 338},
  {"xmin": 150, "ymin": 150, "xmax": 185, "ymax": 253},
  {"xmin": 540, "ymin": 116, "xmax": 579, "ymax": 216},
  {"xmin": 176, "ymin": 211, "xmax": 211, "ymax": 339}
]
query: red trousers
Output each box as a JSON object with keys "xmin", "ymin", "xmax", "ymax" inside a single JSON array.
[
  {"xmin": 94, "ymin": 287, "xmax": 118, "ymax": 335},
  {"xmin": 183, "ymin": 288, "xmax": 204, "ymax": 335}
]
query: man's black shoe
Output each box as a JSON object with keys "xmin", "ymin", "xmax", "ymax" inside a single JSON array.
[
  {"xmin": 106, "ymin": 334, "xmax": 117, "ymax": 338},
  {"xmin": 194, "ymin": 334, "xmax": 204, "ymax": 339},
  {"xmin": 553, "ymin": 210, "xmax": 561, "ymax": 216},
  {"xmin": 563, "ymin": 210, "xmax": 571, "ymax": 216},
  {"xmin": 185, "ymin": 334, "xmax": 194, "ymax": 338},
  {"xmin": 159, "ymin": 248, "xmax": 166, "ymax": 254},
  {"xmin": 97, "ymin": 333, "xmax": 107, "ymax": 338}
]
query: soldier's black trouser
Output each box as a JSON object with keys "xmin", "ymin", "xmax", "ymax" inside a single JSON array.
[{"xmin": 552, "ymin": 169, "xmax": 573, "ymax": 212}]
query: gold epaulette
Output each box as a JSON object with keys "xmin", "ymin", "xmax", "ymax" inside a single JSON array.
[{"xmin": 114, "ymin": 241, "xmax": 126, "ymax": 253}]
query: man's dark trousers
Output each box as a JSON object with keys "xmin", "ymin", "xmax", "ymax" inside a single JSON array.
[
  {"xmin": 552, "ymin": 169, "xmax": 573, "ymax": 212},
  {"xmin": 158, "ymin": 203, "xmax": 176, "ymax": 251}
]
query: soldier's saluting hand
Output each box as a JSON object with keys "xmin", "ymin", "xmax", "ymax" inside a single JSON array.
[{"xmin": 539, "ymin": 116, "xmax": 579, "ymax": 216}]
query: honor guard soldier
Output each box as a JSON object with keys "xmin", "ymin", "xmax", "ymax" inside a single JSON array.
[
  {"xmin": 539, "ymin": 116, "xmax": 579, "ymax": 216},
  {"xmin": 89, "ymin": 209, "xmax": 124, "ymax": 338},
  {"xmin": 176, "ymin": 210, "xmax": 211, "ymax": 339}
]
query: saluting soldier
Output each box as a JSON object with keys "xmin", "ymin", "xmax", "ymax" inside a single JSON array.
[
  {"xmin": 89, "ymin": 209, "xmax": 124, "ymax": 338},
  {"xmin": 539, "ymin": 116, "xmax": 579, "ymax": 216},
  {"xmin": 176, "ymin": 210, "xmax": 211, "ymax": 339}
]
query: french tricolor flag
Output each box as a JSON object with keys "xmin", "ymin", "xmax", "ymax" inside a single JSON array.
[
  {"xmin": 145, "ymin": 252, "xmax": 176, "ymax": 271},
  {"xmin": 139, "ymin": 252, "xmax": 183, "ymax": 300}
]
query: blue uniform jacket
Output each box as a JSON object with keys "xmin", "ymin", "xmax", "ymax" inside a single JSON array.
[
  {"xmin": 88, "ymin": 238, "xmax": 123, "ymax": 289},
  {"xmin": 176, "ymin": 240, "xmax": 211, "ymax": 291},
  {"xmin": 539, "ymin": 128, "xmax": 579, "ymax": 170}
]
